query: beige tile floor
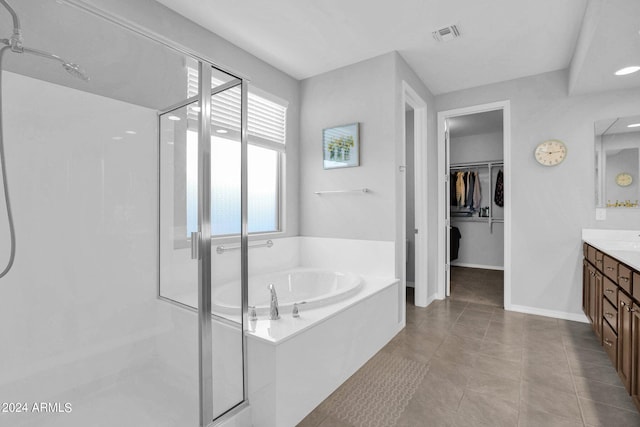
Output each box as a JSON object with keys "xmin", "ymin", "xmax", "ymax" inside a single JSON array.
[{"xmin": 298, "ymin": 268, "xmax": 640, "ymax": 427}]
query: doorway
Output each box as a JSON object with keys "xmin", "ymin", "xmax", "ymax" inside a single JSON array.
[
  {"xmin": 437, "ymin": 101, "xmax": 512, "ymax": 309},
  {"xmin": 400, "ymin": 82, "xmax": 428, "ymax": 308}
]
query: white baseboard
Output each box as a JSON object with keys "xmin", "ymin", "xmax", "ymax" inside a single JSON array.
[
  {"xmin": 508, "ymin": 304, "xmax": 589, "ymax": 323},
  {"xmin": 427, "ymin": 293, "xmax": 443, "ymax": 306},
  {"xmin": 450, "ymin": 262, "xmax": 504, "ymax": 271}
]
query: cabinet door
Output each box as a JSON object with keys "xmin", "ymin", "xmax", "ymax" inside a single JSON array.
[
  {"xmin": 583, "ymin": 259, "xmax": 590, "ymax": 316},
  {"xmin": 619, "ymin": 293, "xmax": 633, "ymax": 392},
  {"xmin": 631, "ymin": 303, "xmax": 640, "ymax": 411},
  {"xmin": 594, "ymin": 270, "xmax": 603, "ymax": 342}
]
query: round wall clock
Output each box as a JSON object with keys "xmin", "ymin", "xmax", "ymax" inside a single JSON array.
[
  {"xmin": 616, "ymin": 172, "xmax": 633, "ymax": 187},
  {"xmin": 534, "ymin": 139, "xmax": 567, "ymax": 166}
]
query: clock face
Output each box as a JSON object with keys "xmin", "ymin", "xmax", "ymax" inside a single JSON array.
[
  {"xmin": 616, "ymin": 172, "xmax": 633, "ymax": 187},
  {"xmin": 535, "ymin": 140, "xmax": 567, "ymax": 166}
]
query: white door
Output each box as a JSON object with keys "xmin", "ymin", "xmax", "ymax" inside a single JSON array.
[{"xmin": 444, "ymin": 124, "xmax": 452, "ymax": 297}]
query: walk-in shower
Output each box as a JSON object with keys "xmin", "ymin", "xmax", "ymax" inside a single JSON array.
[
  {"xmin": 0, "ymin": 0, "xmax": 88, "ymax": 278},
  {"xmin": 0, "ymin": 1, "xmax": 249, "ymax": 426}
]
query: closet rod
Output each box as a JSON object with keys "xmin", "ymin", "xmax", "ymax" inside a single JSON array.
[{"xmin": 450, "ymin": 160, "xmax": 503, "ymax": 169}]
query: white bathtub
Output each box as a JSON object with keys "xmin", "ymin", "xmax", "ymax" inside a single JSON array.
[{"xmin": 212, "ymin": 268, "xmax": 363, "ymax": 316}]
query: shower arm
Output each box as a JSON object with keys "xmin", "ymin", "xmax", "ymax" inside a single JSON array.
[{"xmin": 16, "ymin": 45, "xmax": 67, "ymax": 65}]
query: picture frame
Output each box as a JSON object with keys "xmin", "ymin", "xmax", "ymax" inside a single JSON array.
[{"xmin": 322, "ymin": 123, "xmax": 360, "ymax": 169}]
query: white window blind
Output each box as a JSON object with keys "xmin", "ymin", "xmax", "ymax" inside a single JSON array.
[{"xmin": 187, "ymin": 67, "xmax": 286, "ymax": 150}]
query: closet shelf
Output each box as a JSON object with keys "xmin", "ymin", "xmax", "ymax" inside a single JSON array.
[
  {"xmin": 452, "ymin": 217, "xmax": 504, "ymax": 223},
  {"xmin": 450, "ymin": 160, "xmax": 503, "ymax": 170}
]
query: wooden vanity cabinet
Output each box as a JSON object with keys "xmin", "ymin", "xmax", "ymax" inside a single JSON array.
[
  {"xmin": 583, "ymin": 242, "xmax": 640, "ymax": 412},
  {"xmin": 619, "ymin": 292, "xmax": 633, "ymax": 392}
]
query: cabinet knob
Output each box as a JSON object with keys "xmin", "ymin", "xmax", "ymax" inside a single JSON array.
[
  {"xmin": 605, "ymin": 312, "xmax": 614, "ymax": 318},
  {"xmin": 606, "ymin": 267, "xmax": 614, "ymax": 271},
  {"xmin": 620, "ymin": 277, "xmax": 629, "ymax": 282},
  {"xmin": 604, "ymin": 339, "xmax": 613, "ymax": 347},
  {"xmin": 605, "ymin": 289, "xmax": 614, "ymax": 294},
  {"xmin": 621, "ymin": 301, "xmax": 633, "ymax": 312}
]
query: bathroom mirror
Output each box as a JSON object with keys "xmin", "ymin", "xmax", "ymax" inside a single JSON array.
[{"xmin": 595, "ymin": 115, "xmax": 640, "ymax": 208}]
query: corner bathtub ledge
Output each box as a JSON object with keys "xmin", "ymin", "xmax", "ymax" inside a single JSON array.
[{"xmin": 245, "ymin": 276, "xmax": 400, "ymax": 345}]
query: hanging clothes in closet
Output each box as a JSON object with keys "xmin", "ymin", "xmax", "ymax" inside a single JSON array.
[
  {"xmin": 494, "ymin": 169, "xmax": 504, "ymax": 207},
  {"xmin": 455, "ymin": 171, "xmax": 465, "ymax": 207},
  {"xmin": 451, "ymin": 170, "xmax": 481, "ymax": 211}
]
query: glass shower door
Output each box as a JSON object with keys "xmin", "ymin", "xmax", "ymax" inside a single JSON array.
[{"xmin": 160, "ymin": 63, "xmax": 247, "ymax": 426}]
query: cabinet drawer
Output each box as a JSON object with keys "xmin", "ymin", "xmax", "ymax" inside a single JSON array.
[
  {"xmin": 618, "ymin": 264, "xmax": 632, "ymax": 295},
  {"xmin": 634, "ymin": 272, "xmax": 640, "ymax": 302},
  {"xmin": 603, "ymin": 297, "xmax": 617, "ymax": 332},
  {"xmin": 603, "ymin": 255, "xmax": 619, "ymax": 282},
  {"xmin": 583, "ymin": 242, "xmax": 588, "ymax": 258},
  {"xmin": 603, "ymin": 276, "xmax": 618, "ymax": 305},
  {"xmin": 595, "ymin": 251, "xmax": 604, "ymax": 271},
  {"xmin": 587, "ymin": 245, "xmax": 598, "ymax": 266},
  {"xmin": 602, "ymin": 321, "xmax": 618, "ymax": 369}
]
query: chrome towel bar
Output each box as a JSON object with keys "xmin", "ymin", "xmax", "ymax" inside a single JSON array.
[
  {"xmin": 314, "ymin": 188, "xmax": 369, "ymax": 195},
  {"xmin": 216, "ymin": 239, "xmax": 273, "ymax": 255}
]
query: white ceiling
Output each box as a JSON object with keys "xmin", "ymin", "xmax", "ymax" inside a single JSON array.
[
  {"xmin": 155, "ymin": 0, "xmax": 592, "ymax": 95},
  {"xmin": 570, "ymin": 0, "xmax": 640, "ymax": 95}
]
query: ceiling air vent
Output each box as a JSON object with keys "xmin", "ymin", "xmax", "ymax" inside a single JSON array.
[{"xmin": 432, "ymin": 25, "xmax": 461, "ymax": 42}]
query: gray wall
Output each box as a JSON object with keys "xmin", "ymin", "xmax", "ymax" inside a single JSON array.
[
  {"xmin": 436, "ymin": 69, "xmax": 640, "ymax": 316},
  {"xmin": 299, "ymin": 53, "xmax": 396, "ymax": 240},
  {"xmin": 298, "ymin": 52, "xmax": 437, "ymax": 301}
]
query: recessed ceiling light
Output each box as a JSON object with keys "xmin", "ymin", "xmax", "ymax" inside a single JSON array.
[
  {"xmin": 167, "ymin": 115, "xmax": 181, "ymax": 121},
  {"xmin": 614, "ymin": 66, "xmax": 640, "ymax": 76},
  {"xmin": 216, "ymin": 129, "xmax": 228, "ymax": 134},
  {"xmin": 125, "ymin": 130, "xmax": 137, "ymax": 135},
  {"xmin": 112, "ymin": 136, "xmax": 123, "ymax": 140},
  {"xmin": 628, "ymin": 123, "xmax": 640, "ymax": 128}
]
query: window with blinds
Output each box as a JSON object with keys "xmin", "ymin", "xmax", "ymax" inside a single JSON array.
[{"xmin": 184, "ymin": 67, "xmax": 286, "ymax": 236}]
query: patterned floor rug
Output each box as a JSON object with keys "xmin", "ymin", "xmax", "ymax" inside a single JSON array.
[{"xmin": 318, "ymin": 351, "xmax": 428, "ymax": 427}]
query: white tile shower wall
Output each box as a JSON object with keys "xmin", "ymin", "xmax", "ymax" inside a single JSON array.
[
  {"xmin": 299, "ymin": 237, "xmax": 395, "ymax": 277},
  {"xmin": 0, "ymin": 72, "xmax": 160, "ymax": 398}
]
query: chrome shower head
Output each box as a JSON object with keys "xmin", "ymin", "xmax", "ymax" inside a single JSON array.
[{"xmin": 62, "ymin": 62, "xmax": 89, "ymax": 82}]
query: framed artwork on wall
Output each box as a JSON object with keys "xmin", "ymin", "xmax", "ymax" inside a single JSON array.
[{"xmin": 323, "ymin": 123, "xmax": 360, "ymax": 169}]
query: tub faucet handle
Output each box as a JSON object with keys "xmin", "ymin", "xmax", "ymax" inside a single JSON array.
[
  {"xmin": 249, "ymin": 306, "xmax": 257, "ymax": 321},
  {"xmin": 292, "ymin": 301, "xmax": 306, "ymax": 318}
]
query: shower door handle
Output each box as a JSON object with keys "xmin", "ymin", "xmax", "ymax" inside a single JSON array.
[{"xmin": 191, "ymin": 231, "xmax": 201, "ymax": 260}]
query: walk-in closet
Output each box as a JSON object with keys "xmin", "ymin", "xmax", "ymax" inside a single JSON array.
[{"xmin": 447, "ymin": 110, "xmax": 504, "ymax": 307}]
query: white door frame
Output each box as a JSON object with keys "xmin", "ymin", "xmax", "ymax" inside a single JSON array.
[
  {"xmin": 436, "ymin": 100, "xmax": 512, "ymax": 309},
  {"xmin": 401, "ymin": 81, "xmax": 428, "ymax": 307}
]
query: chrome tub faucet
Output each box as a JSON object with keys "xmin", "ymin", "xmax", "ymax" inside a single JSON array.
[{"xmin": 268, "ymin": 283, "xmax": 280, "ymax": 320}]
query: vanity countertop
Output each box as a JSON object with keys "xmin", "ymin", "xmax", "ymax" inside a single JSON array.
[{"xmin": 582, "ymin": 229, "xmax": 640, "ymax": 271}]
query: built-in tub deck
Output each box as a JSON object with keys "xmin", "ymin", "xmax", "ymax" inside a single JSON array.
[{"xmin": 247, "ymin": 275, "xmax": 399, "ymax": 344}]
